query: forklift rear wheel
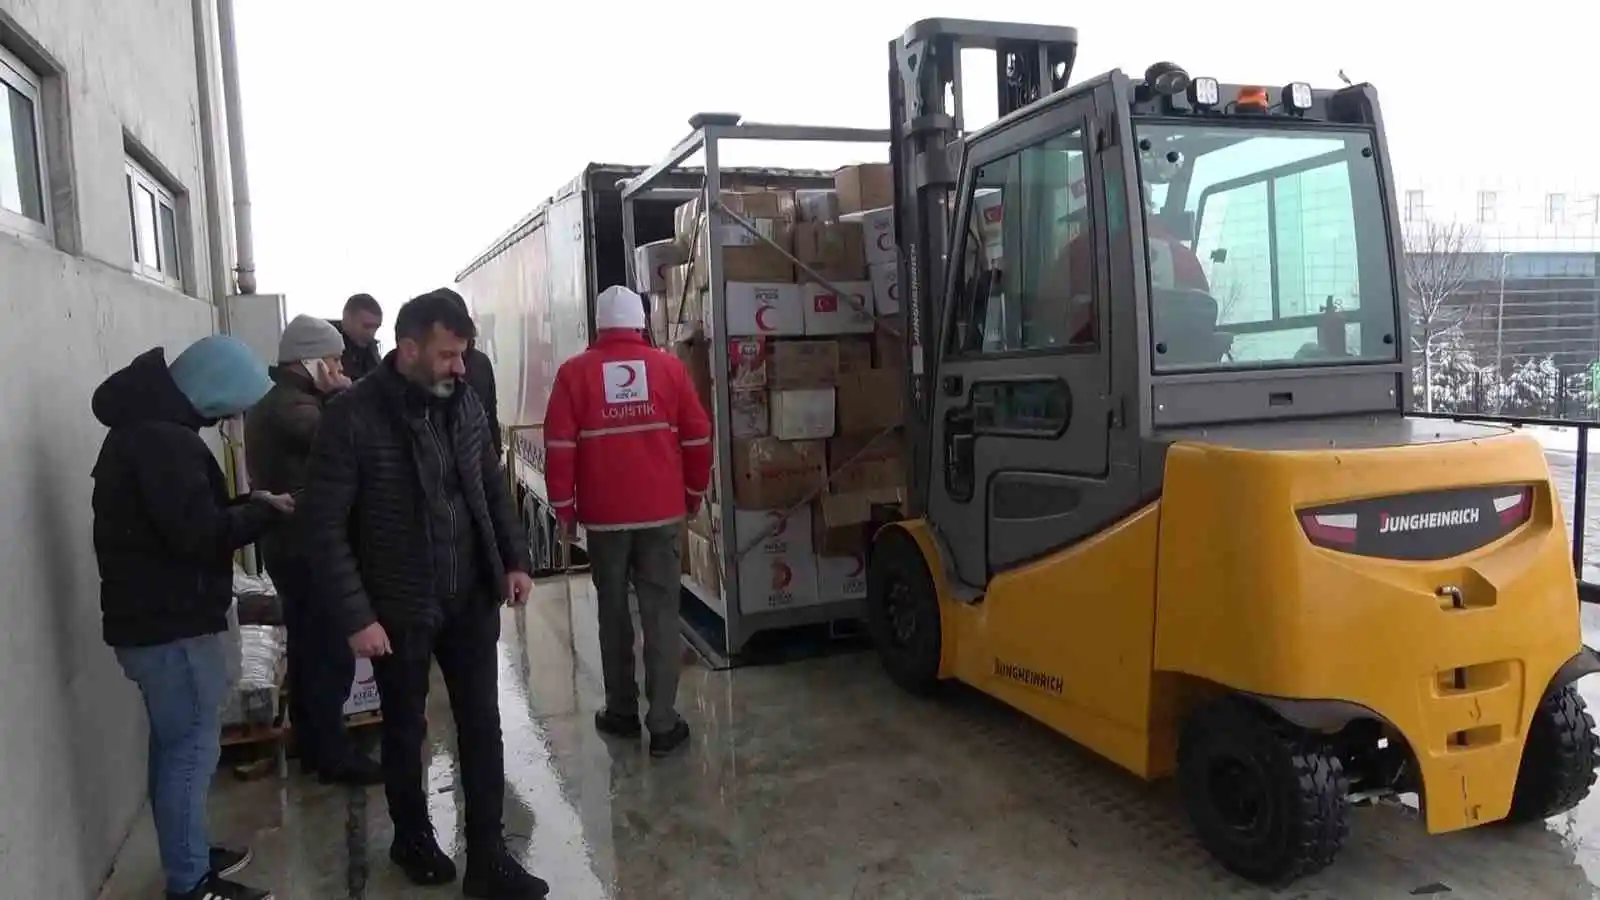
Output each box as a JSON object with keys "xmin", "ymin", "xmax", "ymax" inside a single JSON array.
[
  {"xmin": 865, "ymin": 528, "xmax": 942, "ymax": 695},
  {"xmin": 1506, "ymin": 684, "xmax": 1600, "ymax": 823},
  {"xmin": 1177, "ymin": 697, "xmax": 1351, "ymax": 886}
]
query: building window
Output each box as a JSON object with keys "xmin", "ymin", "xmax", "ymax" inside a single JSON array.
[
  {"xmin": 0, "ymin": 45, "xmax": 49, "ymax": 239},
  {"xmin": 125, "ymin": 158, "xmax": 182, "ymax": 288},
  {"xmin": 1546, "ymin": 192, "xmax": 1567, "ymax": 224},
  {"xmin": 1404, "ymin": 189, "xmax": 1425, "ymax": 222},
  {"xmin": 1476, "ymin": 190, "xmax": 1497, "ymax": 224}
]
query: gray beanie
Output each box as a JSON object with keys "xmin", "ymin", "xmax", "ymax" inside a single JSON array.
[{"xmin": 278, "ymin": 314, "xmax": 345, "ymax": 363}]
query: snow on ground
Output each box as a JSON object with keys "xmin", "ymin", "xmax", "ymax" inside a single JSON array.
[{"xmin": 1519, "ymin": 424, "xmax": 1600, "ymax": 455}]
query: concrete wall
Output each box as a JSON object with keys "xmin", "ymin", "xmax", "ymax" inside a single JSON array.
[{"xmin": 0, "ymin": 1, "xmax": 234, "ymax": 896}]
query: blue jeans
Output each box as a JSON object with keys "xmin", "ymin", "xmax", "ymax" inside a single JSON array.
[{"xmin": 115, "ymin": 634, "xmax": 228, "ymax": 895}]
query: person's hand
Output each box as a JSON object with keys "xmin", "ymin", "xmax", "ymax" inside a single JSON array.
[
  {"xmin": 252, "ymin": 491, "xmax": 295, "ymax": 514},
  {"xmin": 312, "ymin": 359, "xmax": 352, "ymax": 393},
  {"xmin": 505, "ymin": 570, "xmax": 534, "ymax": 607},
  {"xmin": 348, "ymin": 622, "xmax": 391, "ymax": 658}
]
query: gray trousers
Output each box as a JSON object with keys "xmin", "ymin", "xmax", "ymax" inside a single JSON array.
[{"xmin": 586, "ymin": 523, "xmax": 684, "ymax": 735}]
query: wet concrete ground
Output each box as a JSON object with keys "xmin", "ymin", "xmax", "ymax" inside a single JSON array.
[{"xmin": 98, "ymin": 447, "xmax": 1600, "ymax": 900}]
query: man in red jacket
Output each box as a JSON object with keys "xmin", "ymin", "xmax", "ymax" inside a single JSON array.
[{"xmin": 544, "ymin": 285, "xmax": 712, "ymax": 757}]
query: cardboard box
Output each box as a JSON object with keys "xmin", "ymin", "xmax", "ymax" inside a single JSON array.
[
  {"xmin": 730, "ymin": 389, "xmax": 769, "ymax": 439},
  {"xmin": 836, "ymin": 369, "xmax": 905, "ymax": 434},
  {"xmin": 634, "ymin": 239, "xmax": 688, "ymax": 294},
  {"xmin": 674, "ymin": 333, "xmax": 714, "ymax": 417},
  {"xmin": 802, "ymin": 282, "xmax": 875, "ymax": 336},
  {"xmin": 693, "ymin": 218, "xmax": 796, "ymax": 287},
  {"xmin": 841, "ymin": 206, "xmax": 896, "ymax": 267},
  {"xmin": 795, "ymin": 189, "xmax": 840, "ymax": 223},
  {"xmin": 771, "ymin": 388, "xmax": 835, "ymax": 441},
  {"xmin": 974, "ymin": 189, "xmax": 1004, "ymax": 244},
  {"xmin": 687, "ymin": 530, "xmax": 723, "ymax": 597},
  {"xmin": 835, "ymin": 163, "xmax": 894, "ymax": 215},
  {"xmin": 728, "ymin": 336, "xmax": 769, "ymax": 389},
  {"xmin": 688, "ymin": 500, "xmax": 715, "ymax": 538},
  {"xmin": 793, "ymin": 221, "xmax": 866, "ymax": 282},
  {"xmin": 828, "ymin": 432, "xmax": 907, "ymax": 494},
  {"xmin": 817, "ymin": 553, "xmax": 868, "ymax": 601},
  {"xmin": 811, "ymin": 502, "xmax": 867, "ymax": 556},
  {"xmin": 343, "ymin": 658, "xmax": 381, "ymax": 716},
  {"xmin": 869, "ymin": 261, "xmax": 900, "ymax": 315},
  {"xmin": 724, "ymin": 283, "xmax": 804, "ymax": 337},
  {"xmin": 731, "ymin": 437, "xmax": 826, "ymax": 510},
  {"xmin": 769, "ymin": 340, "xmax": 839, "ymax": 389},
  {"xmin": 732, "ymin": 508, "xmax": 822, "ymax": 613},
  {"xmin": 837, "ymin": 338, "xmax": 873, "ymax": 375},
  {"xmin": 720, "ymin": 189, "xmax": 797, "ymax": 222},
  {"xmin": 819, "ymin": 486, "xmax": 906, "ymax": 530}
]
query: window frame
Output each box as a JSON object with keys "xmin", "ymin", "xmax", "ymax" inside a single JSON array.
[
  {"xmin": 124, "ymin": 156, "xmax": 183, "ymax": 289},
  {"xmin": 1404, "ymin": 189, "xmax": 1425, "ymax": 223},
  {"xmin": 1477, "ymin": 190, "xmax": 1497, "ymax": 224},
  {"xmin": 1546, "ymin": 192, "xmax": 1567, "ymax": 225},
  {"xmin": 944, "ymin": 121, "xmax": 1101, "ymax": 361},
  {"xmin": 0, "ymin": 43, "xmax": 51, "ymax": 241}
]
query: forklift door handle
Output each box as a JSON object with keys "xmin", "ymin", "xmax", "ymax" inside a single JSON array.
[{"xmin": 943, "ymin": 374, "xmax": 964, "ymax": 397}]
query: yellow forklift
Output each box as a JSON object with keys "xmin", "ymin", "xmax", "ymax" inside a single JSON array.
[{"xmin": 868, "ymin": 18, "xmax": 1600, "ymax": 885}]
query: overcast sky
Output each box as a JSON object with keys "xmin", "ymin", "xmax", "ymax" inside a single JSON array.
[{"xmin": 234, "ymin": 0, "xmax": 1599, "ymax": 346}]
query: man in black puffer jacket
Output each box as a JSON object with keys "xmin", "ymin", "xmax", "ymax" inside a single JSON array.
[
  {"xmin": 92, "ymin": 335, "xmax": 289, "ymax": 900},
  {"xmin": 300, "ymin": 291, "xmax": 546, "ymax": 900}
]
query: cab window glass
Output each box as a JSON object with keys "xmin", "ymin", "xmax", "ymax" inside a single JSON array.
[{"xmin": 949, "ymin": 126, "xmax": 1095, "ymax": 355}]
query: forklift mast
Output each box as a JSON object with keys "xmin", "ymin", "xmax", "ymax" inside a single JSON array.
[{"xmin": 888, "ymin": 19, "xmax": 1081, "ymax": 516}]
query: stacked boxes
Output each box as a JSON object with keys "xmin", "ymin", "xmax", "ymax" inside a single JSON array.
[{"xmin": 664, "ymin": 168, "xmax": 908, "ymax": 614}]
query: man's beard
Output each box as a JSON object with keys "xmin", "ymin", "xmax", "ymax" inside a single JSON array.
[{"xmin": 403, "ymin": 360, "xmax": 457, "ymax": 399}]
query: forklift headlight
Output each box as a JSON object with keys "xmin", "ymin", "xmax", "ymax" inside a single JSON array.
[
  {"xmin": 1284, "ymin": 82, "xmax": 1313, "ymax": 110},
  {"xmin": 1188, "ymin": 77, "xmax": 1220, "ymax": 107}
]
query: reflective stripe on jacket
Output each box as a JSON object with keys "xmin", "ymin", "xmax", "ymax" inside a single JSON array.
[{"xmin": 544, "ymin": 330, "xmax": 712, "ymax": 530}]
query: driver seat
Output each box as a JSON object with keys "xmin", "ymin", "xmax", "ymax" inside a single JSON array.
[{"xmin": 1152, "ymin": 288, "xmax": 1228, "ymax": 365}]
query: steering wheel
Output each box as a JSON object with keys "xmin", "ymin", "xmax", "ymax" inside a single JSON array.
[{"xmin": 1150, "ymin": 287, "xmax": 1234, "ymax": 365}]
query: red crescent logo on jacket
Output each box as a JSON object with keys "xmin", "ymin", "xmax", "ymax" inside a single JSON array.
[
  {"xmin": 617, "ymin": 364, "xmax": 639, "ymax": 388},
  {"xmin": 771, "ymin": 560, "xmax": 793, "ymax": 590},
  {"xmin": 755, "ymin": 305, "xmax": 776, "ymax": 332}
]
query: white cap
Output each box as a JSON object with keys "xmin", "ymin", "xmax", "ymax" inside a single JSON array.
[{"xmin": 595, "ymin": 285, "xmax": 647, "ymax": 331}]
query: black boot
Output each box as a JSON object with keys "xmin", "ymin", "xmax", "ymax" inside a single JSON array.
[
  {"xmin": 650, "ymin": 720, "xmax": 691, "ymax": 758},
  {"xmin": 463, "ymin": 842, "xmax": 550, "ymax": 899},
  {"xmin": 594, "ymin": 708, "xmax": 641, "ymax": 738},
  {"xmin": 389, "ymin": 830, "xmax": 457, "ymax": 886}
]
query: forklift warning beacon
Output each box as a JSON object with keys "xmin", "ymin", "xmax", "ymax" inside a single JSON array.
[{"xmin": 865, "ymin": 18, "xmax": 1600, "ymax": 886}]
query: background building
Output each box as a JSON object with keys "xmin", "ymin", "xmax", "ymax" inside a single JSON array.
[
  {"xmin": 0, "ymin": 1, "xmax": 240, "ymax": 896},
  {"xmin": 1401, "ymin": 178, "xmax": 1600, "ymax": 416}
]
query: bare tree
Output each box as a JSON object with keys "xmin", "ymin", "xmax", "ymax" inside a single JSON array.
[{"xmin": 1404, "ymin": 220, "xmax": 1480, "ymax": 411}]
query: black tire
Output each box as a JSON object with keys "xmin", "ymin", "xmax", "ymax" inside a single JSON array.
[
  {"xmin": 1177, "ymin": 697, "xmax": 1351, "ymax": 886},
  {"xmin": 1506, "ymin": 684, "xmax": 1599, "ymax": 823},
  {"xmin": 865, "ymin": 527, "xmax": 942, "ymax": 695}
]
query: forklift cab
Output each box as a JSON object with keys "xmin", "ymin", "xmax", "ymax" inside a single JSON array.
[
  {"xmin": 904, "ymin": 51, "xmax": 1408, "ymax": 588},
  {"xmin": 875, "ymin": 18, "xmax": 1595, "ymax": 888}
]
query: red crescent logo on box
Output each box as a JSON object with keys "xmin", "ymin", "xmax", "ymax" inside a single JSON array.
[
  {"xmin": 876, "ymin": 231, "xmax": 893, "ymax": 252},
  {"xmin": 766, "ymin": 510, "xmax": 787, "ymax": 536},
  {"xmin": 770, "ymin": 560, "xmax": 793, "ymax": 590},
  {"xmin": 888, "ymin": 280, "xmax": 900, "ymax": 301},
  {"xmin": 848, "ymin": 554, "xmax": 864, "ymax": 577},
  {"xmin": 755, "ymin": 305, "xmax": 776, "ymax": 332},
  {"xmin": 656, "ymin": 263, "xmax": 671, "ymax": 279}
]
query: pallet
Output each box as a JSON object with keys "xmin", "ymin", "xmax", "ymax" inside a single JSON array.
[{"xmin": 220, "ymin": 720, "xmax": 285, "ymax": 748}]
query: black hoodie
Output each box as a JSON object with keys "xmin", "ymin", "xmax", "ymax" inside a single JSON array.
[{"xmin": 91, "ymin": 348, "xmax": 281, "ymax": 647}]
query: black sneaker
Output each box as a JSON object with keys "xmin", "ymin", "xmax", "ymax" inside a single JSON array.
[
  {"xmin": 390, "ymin": 830, "xmax": 457, "ymax": 886},
  {"xmin": 462, "ymin": 846, "xmax": 549, "ymax": 899},
  {"xmin": 167, "ymin": 872, "xmax": 274, "ymax": 900},
  {"xmin": 317, "ymin": 753, "xmax": 383, "ymax": 786},
  {"xmin": 210, "ymin": 845, "xmax": 251, "ymax": 877},
  {"xmin": 594, "ymin": 708, "xmax": 641, "ymax": 738},
  {"xmin": 649, "ymin": 720, "xmax": 691, "ymax": 758}
]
